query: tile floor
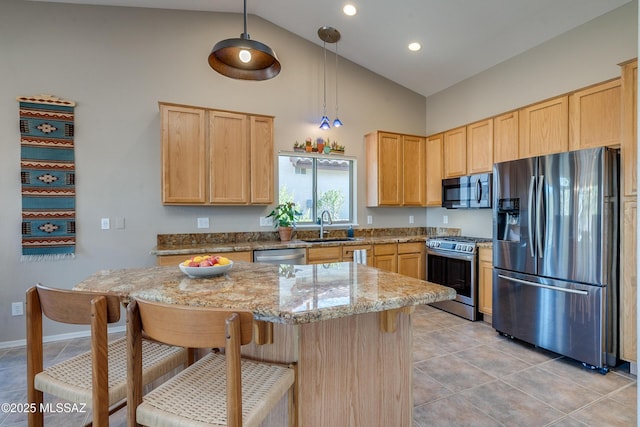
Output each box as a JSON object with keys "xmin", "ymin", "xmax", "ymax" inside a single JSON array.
[{"xmin": 0, "ymin": 305, "xmax": 636, "ymax": 426}]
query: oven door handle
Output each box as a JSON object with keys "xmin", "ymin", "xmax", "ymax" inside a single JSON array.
[{"xmin": 426, "ymin": 248, "xmax": 475, "ymax": 262}]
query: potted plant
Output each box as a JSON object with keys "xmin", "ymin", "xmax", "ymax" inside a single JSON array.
[{"xmin": 266, "ymin": 202, "xmax": 302, "ymax": 241}]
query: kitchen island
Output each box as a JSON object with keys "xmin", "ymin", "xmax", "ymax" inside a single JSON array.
[{"xmin": 74, "ymin": 261, "xmax": 455, "ymax": 426}]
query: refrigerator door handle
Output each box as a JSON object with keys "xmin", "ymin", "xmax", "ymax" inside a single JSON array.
[
  {"xmin": 498, "ymin": 274, "xmax": 589, "ymax": 296},
  {"xmin": 528, "ymin": 176, "xmax": 535, "ymax": 258},
  {"xmin": 536, "ymin": 175, "xmax": 545, "ymax": 258}
]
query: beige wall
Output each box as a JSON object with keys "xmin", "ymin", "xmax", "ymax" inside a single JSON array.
[
  {"xmin": 0, "ymin": 0, "xmax": 426, "ymax": 343},
  {"xmin": 425, "ymin": 0, "xmax": 638, "ymax": 234}
]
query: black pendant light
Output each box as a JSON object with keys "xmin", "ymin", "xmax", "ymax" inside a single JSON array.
[{"xmin": 208, "ymin": 0, "xmax": 281, "ymax": 81}]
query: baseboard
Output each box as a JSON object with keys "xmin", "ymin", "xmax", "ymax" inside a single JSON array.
[{"xmin": 0, "ymin": 325, "xmax": 126, "ymax": 350}]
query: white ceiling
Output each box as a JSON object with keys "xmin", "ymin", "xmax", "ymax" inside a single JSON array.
[{"xmin": 34, "ymin": 0, "xmax": 632, "ymax": 97}]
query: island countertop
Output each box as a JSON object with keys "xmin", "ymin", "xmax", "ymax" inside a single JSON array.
[{"xmin": 73, "ymin": 261, "xmax": 455, "ymax": 325}]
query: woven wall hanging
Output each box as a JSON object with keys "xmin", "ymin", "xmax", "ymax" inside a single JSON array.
[{"xmin": 18, "ymin": 94, "xmax": 76, "ymax": 261}]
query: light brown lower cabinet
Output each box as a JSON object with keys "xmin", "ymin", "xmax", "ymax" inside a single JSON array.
[
  {"xmin": 478, "ymin": 247, "xmax": 493, "ymax": 319},
  {"xmin": 621, "ymin": 198, "xmax": 637, "ymax": 363},
  {"xmin": 373, "ymin": 243, "xmax": 398, "ymax": 272},
  {"xmin": 342, "ymin": 244, "xmax": 373, "ymax": 265},
  {"xmin": 307, "ymin": 246, "xmax": 342, "ymax": 264},
  {"xmin": 397, "ymin": 242, "xmax": 425, "ymax": 280}
]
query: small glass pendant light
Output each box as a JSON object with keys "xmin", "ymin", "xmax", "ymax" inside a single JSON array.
[{"xmin": 318, "ymin": 26, "xmax": 341, "ymax": 129}]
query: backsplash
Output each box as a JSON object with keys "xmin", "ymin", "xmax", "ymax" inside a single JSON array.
[{"xmin": 157, "ymin": 227, "xmax": 461, "ymax": 246}]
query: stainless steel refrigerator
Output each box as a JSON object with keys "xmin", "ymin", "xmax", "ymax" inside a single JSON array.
[{"xmin": 492, "ymin": 147, "xmax": 619, "ymax": 372}]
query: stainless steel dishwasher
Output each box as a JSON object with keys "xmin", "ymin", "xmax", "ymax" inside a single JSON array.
[{"xmin": 253, "ymin": 248, "xmax": 306, "ymax": 265}]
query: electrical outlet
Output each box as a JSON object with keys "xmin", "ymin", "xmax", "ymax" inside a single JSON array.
[
  {"xmin": 409, "ymin": 215, "xmax": 414, "ymax": 224},
  {"xmin": 260, "ymin": 216, "xmax": 273, "ymax": 227},
  {"xmin": 443, "ymin": 215, "xmax": 449, "ymax": 224},
  {"xmin": 367, "ymin": 215, "xmax": 373, "ymax": 225},
  {"xmin": 11, "ymin": 302, "xmax": 23, "ymax": 316},
  {"xmin": 197, "ymin": 217, "xmax": 209, "ymax": 228},
  {"xmin": 101, "ymin": 218, "xmax": 110, "ymax": 230},
  {"xmin": 115, "ymin": 217, "xmax": 125, "ymax": 229}
]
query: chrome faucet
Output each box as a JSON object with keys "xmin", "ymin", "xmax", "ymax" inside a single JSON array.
[{"xmin": 319, "ymin": 210, "xmax": 332, "ymax": 238}]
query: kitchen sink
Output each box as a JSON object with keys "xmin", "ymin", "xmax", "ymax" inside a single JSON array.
[{"xmin": 301, "ymin": 237, "xmax": 363, "ymax": 243}]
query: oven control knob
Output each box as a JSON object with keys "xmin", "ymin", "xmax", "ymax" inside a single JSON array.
[{"xmin": 466, "ymin": 245, "xmax": 474, "ymax": 252}]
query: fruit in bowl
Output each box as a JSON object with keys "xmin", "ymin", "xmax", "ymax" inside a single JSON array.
[{"xmin": 179, "ymin": 255, "xmax": 233, "ymax": 278}]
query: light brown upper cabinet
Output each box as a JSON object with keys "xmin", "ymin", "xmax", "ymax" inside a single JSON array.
[
  {"xmin": 250, "ymin": 116, "xmax": 275, "ymax": 204},
  {"xmin": 494, "ymin": 111, "xmax": 519, "ymax": 164},
  {"xmin": 426, "ymin": 133, "xmax": 444, "ymax": 206},
  {"xmin": 401, "ymin": 134, "xmax": 427, "ymax": 206},
  {"xmin": 161, "ymin": 104, "xmax": 207, "ymax": 204},
  {"xmin": 569, "ymin": 78, "xmax": 622, "ymax": 151},
  {"xmin": 443, "ymin": 126, "xmax": 467, "ymax": 178},
  {"xmin": 160, "ymin": 102, "xmax": 274, "ymax": 205},
  {"xmin": 467, "ymin": 119, "xmax": 493, "ymax": 174},
  {"xmin": 622, "ymin": 59, "xmax": 638, "ymax": 197},
  {"xmin": 365, "ymin": 131, "xmax": 427, "ymax": 206},
  {"xmin": 519, "ymin": 95, "xmax": 569, "ymax": 158},
  {"xmin": 209, "ymin": 111, "xmax": 249, "ymax": 204}
]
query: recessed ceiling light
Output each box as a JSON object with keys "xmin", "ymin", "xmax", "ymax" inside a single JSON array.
[
  {"xmin": 343, "ymin": 4, "xmax": 357, "ymax": 16},
  {"xmin": 408, "ymin": 42, "xmax": 422, "ymax": 52}
]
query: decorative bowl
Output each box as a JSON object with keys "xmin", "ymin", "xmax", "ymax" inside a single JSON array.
[{"xmin": 179, "ymin": 261, "xmax": 233, "ymax": 278}]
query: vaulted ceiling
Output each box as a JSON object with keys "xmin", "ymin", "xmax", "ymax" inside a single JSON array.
[{"xmin": 34, "ymin": 0, "xmax": 632, "ymax": 97}]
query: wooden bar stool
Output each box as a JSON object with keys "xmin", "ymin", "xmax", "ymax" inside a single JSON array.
[
  {"xmin": 26, "ymin": 284, "xmax": 189, "ymax": 426},
  {"xmin": 127, "ymin": 298, "xmax": 296, "ymax": 427}
]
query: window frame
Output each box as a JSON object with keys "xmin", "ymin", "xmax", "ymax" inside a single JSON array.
[{"xmin": 276, "ymin": 151, "xmax": 357, "ymax": 226}]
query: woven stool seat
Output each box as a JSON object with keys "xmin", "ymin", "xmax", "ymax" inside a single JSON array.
[
  {"xmin": 127, "ymin": 299, "xmax": 296, "ymax": 427},
  {"xmin": 27, "ymin": 284, "xmax": 189, "ymax": 426},
  {"xmin": 137, "ymin": 352, "xmax": 295, "ymax": 427},
  {"xmin": 35, "ymin": 336, "xmax": 187, "ymax": 407}
]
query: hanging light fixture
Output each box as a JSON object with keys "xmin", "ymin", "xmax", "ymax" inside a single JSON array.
[
  {"xmin": 318, "ymin": 26, "xmax": 341, "ymax": 129},
  {"xmin": 208, "ymin": 0, "xmax": 281, "ymax": 81},
  {"xmin": 332, "ymin": 38, "xmax": 343, "ymax": 127}
]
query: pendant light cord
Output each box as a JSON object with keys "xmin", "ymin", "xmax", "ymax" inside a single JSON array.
[
  {"xmin": 242, "ymin": 0, "xmax": 248, "ymax": 37},
  {"xmin": 323, "ymin": 41, "xmax": 328, "ymax": 115},
  {"xmin": 334, "ymin": 42, "xmax": 339, "ymax": 116}
]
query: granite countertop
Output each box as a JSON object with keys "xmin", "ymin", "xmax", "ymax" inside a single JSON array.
[
  {"xmin": 73, "ymin": 261, "xmax": 456, "ymax": 324},
  {"xmin": 151, "ymin": 227, "xmax": 459, "ymax": 256}
]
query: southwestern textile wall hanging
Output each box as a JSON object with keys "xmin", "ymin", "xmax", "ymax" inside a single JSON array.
[{"xmin": 18, "ymin": 95, "xmax": 76, "ymax": 261}]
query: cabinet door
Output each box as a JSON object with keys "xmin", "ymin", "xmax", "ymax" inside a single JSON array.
[
  {"xmin": 373, "ymin": 243, "xmax": 397, "ymax": 272},
  {"xmin": 426, "ymin": 134, "xmax": 443, "ymax": 206},
  {"xmin": 444, "ymin": 126, "xmax": 467, "ymax": 178},
  {"xmin": 622, "ymin": 60, "xmax": 637, "ymax": 197},
  {"xmin": 493, "ymin": 111, "xmax": 519, "ymax": 164},
  {"xmin": 342, "ymin": 244, "xmax": 373, "ymax": 265},
  {"xmin": 402, "ymin": 135, "xmax": 426, "ymax": 206},
  {"xmin": 467, "ymin": 119, "xmax": 493, "ymax": 174},
  {"xmin": 160, "ymin": 104, "xmax": 207, "ymax": 204},
  {"xmin": 209, "ymin": 111, "xmax": 249, "ymax": 204},
  {"xmin": 250, "ymin": 115, "xmax": 274, "ymax": 204},
  {"xmin": 621, "ymin": 199, "xmax": 637, "ymax": 362},
  {"xmin": 366, "ymin": 132, "xmax": 403, "ymax": 206},
  {"xmin": 378, "ymin": 133, "xmax": 403, "ymax": 205},
  {"xmin": 478, "ymin": 247, "xmax": 493, "ymax": 317},
  {"xmin": 569, "ymin": 79, "xmax": 622, "ymax": 151},
  {"xmin": 397, "ymin": 243, "xmax": 424, "ymax": 280},
  {"xmin": 307, "ymin": 246, "xmax": 342, "ymax": 264},
  {"xmin": 519, "ymin": 95, "xmax": 568, "ymax": 158}
]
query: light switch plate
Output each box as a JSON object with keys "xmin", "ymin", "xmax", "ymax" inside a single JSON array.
[
  {"xmin": 197, "ymin": 217, "xmax": 209, "ymax": 228},
  {"xmin": 367, "ymin": 215, "xmax": 373, "ymax": 225},
  {"xmin": 101, "ymin": 218, "xmax": 110, "ymax": 230}
]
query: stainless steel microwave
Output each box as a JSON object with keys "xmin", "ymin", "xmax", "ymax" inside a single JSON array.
[{"xmin": 442, "ymin": 173, "xmax": 492, "ymax": 209}]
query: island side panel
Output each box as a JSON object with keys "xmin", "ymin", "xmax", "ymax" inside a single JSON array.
[{"xmin": 298, "ymin": 311, "xmax": 413, "ymax": 427}]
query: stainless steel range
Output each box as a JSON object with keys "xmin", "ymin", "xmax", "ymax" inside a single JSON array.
[{"xmin": 426, "ymin": 236, "xmax": 491, "ymax": 321}]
